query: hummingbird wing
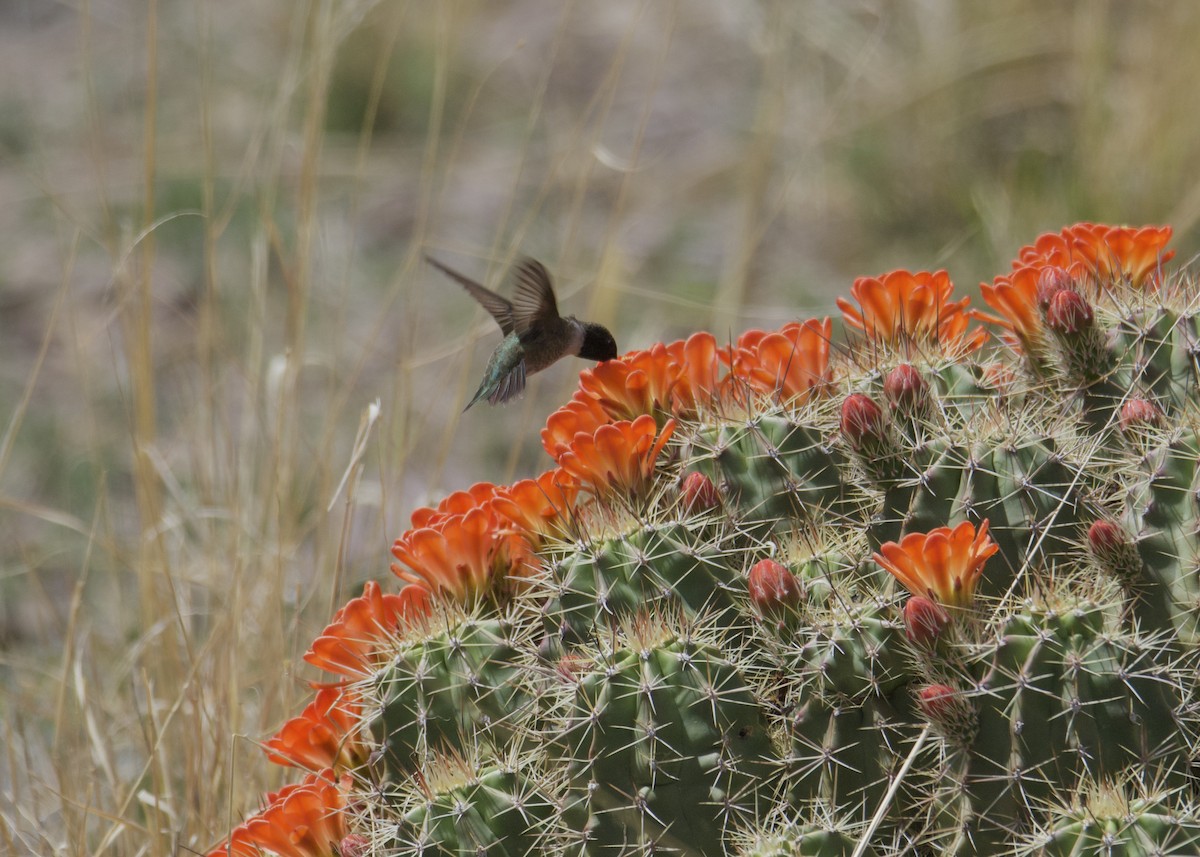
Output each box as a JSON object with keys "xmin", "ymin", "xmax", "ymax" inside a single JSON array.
[
  {"xmin": 425, "ymin": 255, "xmax": 515, "ymax": 336},
  {"xmin": 510, "ymin": 258, "xmax": 561, "ymax": 337}
]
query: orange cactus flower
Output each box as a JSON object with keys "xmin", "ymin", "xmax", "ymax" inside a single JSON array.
[
  {"xmin": 838, "ymin": 270, "xmax": 988, "ymax": 354},
  {"xmin": 672, "ymin": 332, "xmax": 725, "ymax": 414},
  {"xmin": 410, "ymin": 482, "xmax": 501, "ymax": 528},
  {"xmin": 1016, "ymin": 223, "xmax": 1173, "ymax": 289},
  {"xmin": 874, "ymin": 520, "xmax": 999, "ymax": 608},
  {"xmin": 727, "ymin": 318, "xmax": 833, "ymax": 403},
  {"xmin": 490, "ymin": 467, "xmax": 581, "ymax": 542},
  {"xmin": 304, "ymin": 581, "xmax": 431, "ymax": 678},
  {"xmin": 576, "ymin": 332, "xmax": 725, "ymax": 421},
  {"xmin": 391, "ymin": 505, "xmax": 536, "ymax": 602},
  {"xmin": 556, "ymin": 414, "xmax": 676, "ymax": 496},
  {"xmin": 207, "ymin": 828, "xmax": 259, "ymax": 857},
  {"xmin": 207, "ymin": 769, "xmax": 348, "ymax": 857},
  {"xmin": 980, "ymin": 265, "xmax": 1045, "ymax": 350},
  {"xmin": 575, "ymin": 351, "xmax": 669, "ymax": 421},
  {"xmin": 542, "ymin": 393, "xmax": 614, "ymax": 459},
  {"xmin": 265, "ymin": 687, "xmax": 364, "ymax": 772},
  {"xmin": 982, "ymin": 224, "xmax": 1175, "ymax": 351}
]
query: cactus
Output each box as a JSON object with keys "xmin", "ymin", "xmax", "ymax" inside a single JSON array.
[{"xmin": 208, "ymin": 223, "xmax": 1200, "ymax": 857}]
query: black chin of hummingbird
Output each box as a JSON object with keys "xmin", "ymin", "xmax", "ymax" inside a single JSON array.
[{"xmin": 580, "ymin": 323, "xmax": 619, "ymax": 362}]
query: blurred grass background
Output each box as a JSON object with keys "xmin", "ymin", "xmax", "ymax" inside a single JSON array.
[{"xmin": 1, "ymin": 1, "xmax": 1198, "ymax": 853}]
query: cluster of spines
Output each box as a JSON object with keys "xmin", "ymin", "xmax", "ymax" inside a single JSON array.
[{"xmin": 206, "ymin": 223, "xmax": 1200, "ymax": 857}]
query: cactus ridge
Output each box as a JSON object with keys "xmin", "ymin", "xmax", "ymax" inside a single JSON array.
[{"xmin": 211, "ymin": 223, "xmax": 1200, "ymax": 857}]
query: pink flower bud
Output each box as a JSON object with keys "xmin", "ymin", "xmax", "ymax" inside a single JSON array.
[
  {"xmin": 840, "ymin": 393, "xmax": 885, "ymax": 447},
  {"xmin": 680, "ymin": 471, "xmax": 719, "ymax": 512},
  {"xmin": 883, "ymin": 364, "xmax": 927, "ymax": 409},
  {"xmin": 1045, "ymin": 289, "xmax": 1094, "ymax": 335},
  {"xmin": 1119, "ymin": 397, "xmax": 1164, "ymax": 432},
  {"xmin": 903, "ymin": 596, "xmax": 949, "ymax": 645},
  {"xmin": 748, "ymin": 559, "xmax": 802, "ymax": 616},
  {"xmin": 1036, "ymin": 266, "xmax": 1074, "ymax": 311}
]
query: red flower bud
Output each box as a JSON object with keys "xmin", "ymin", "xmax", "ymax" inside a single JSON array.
[
  {"xmin": 916, "ymin": 683, "xmax": 976, "ymax": 744},
  {"xmin": 1045, "ymin": 289, "xmax": 1094, "ymax": 335},
  {"xmin": 340, "ymin": 835, "xmax": 371, "ymax": 857},
  {"xmin": 1036, "ymin": 266, "xmax": 1074, "ymax": 311},
  {"xmin": 917, "ymin": 684, "xmax": 960, "ymax": 721},
  {"xmin": 680, "ymin": 471, "xmax": 719, "ymax": 512},
  {"xmin": 883, "ymin": 364, "xmax": 927, "ymax": 409},
  {"xmin": 1086, "ymin": 518, "xmax": 1143, "ymax": 588},
  {"xmin": 840, "ymin": 393, "xmax": 885, "ymax": 447},
  {"xmin": 903, "ymin": 596, "xmax": 949, "ymax": 645},
  {"xmin": 1119, "ymin": 397, "xmax": 1164, "ymax": 432},
  {"xmin": 748, "ymin": 559, "xmax": 802, "ymax": 616},
  {"xmin": 1087, "ymin": 520, "xmax": 1127, "ymax": 554}
]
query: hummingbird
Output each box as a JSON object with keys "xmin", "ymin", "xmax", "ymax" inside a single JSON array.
[{"xmin": 425, "ymin": 255, "xmax": 619, "ymax": 410}]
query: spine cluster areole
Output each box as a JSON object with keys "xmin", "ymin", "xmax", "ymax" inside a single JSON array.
[{"xmin": 209, "ymin": 223, "xmax": 1200, "ymax": 857}]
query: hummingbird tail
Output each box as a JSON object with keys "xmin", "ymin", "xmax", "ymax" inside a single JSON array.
[
  {"xmin": 489, "ymin": 361, "xmax": 527, "ymax": 405},
  {"xmin": 463, "ymin": 382, "xmax": 491, "ymax": 412},
  {"xmin": 462, "ymin": 362, "xmax": 527, "ymax": 412}
]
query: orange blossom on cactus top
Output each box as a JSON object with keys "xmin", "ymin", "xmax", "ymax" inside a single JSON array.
[
  {"xmin": 874, "ymin": 520, "xmax": 998, "ymax": 608},
  {"xmin": 982, "ymin": 224, "xmax": 1174, "ymax": 351},
  {"xmin": 1015, "ymin": 223, "xmax": 1173, "ymax": 289},
  {"xmin": 409, "ymin": 481, "xmax": 502, "ymax": 529},
  {"xmin": 391, "ymin": 504, "xmax": 536, "ymax": 603},
  {"xmin": 980, "ymin": 265, "xmax": 1047, "ymax": 351},
  {"xmin": 207, "ymin": 769, "xmax": 348, "ymax": 857},
  {"xmin": 727, "ymin": 319, "xmax": 832, "ymax": 403},
  {"xmin": 542, "ymin": 392, "xmax": 614, "ymax": 459},
  {"xmin": 490, "ymin": 467, "xmax": 581, "ymax": 542},
  {"xmin": 264, "ymin": 687, "xmax": 364, "ymax": 772},
  {"xmin": 555, "ymin": 414, "xmax": 676, "ymax": 496},
  {"xmin": 575, "ymin": 332, "xmax": 722, "ymax": 422},
  {"xmin": 304, "ymin": 581, "xmax": 431, "ymax": 679},
  {"xmin": 838, "ymin": 270, "xmax": 988, "ymax": 354},
  {"xmin": 669, "ymin": 331, "xmax": 725, "ymax": 414}
]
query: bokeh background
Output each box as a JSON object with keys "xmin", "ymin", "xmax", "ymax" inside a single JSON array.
[{"xmin": 2, "ymin": 1, "xmax": 1198, "ymax": 853}]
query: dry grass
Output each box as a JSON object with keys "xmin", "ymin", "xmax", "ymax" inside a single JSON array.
[{"xmin": 1, "ymin": 1, "xmax": 1198, "ymax": 854}]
